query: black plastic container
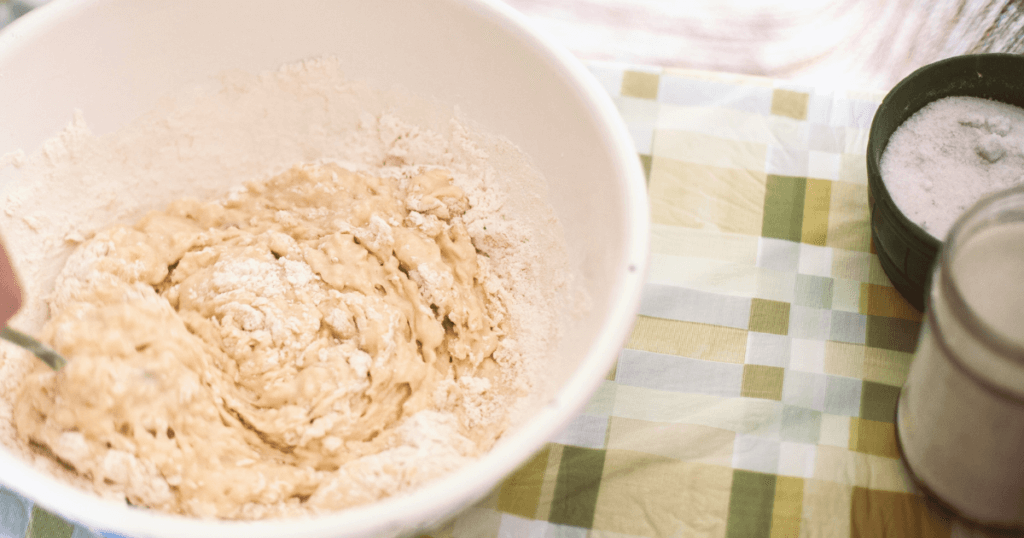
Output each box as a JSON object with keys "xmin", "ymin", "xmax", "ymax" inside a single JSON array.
[{"xmin": 867, "ymin": 53, "xmax": 1024, "ymax": 311}]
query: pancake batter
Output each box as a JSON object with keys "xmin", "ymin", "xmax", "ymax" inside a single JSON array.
[{"xmin": 14, "ymin": 162, "xmax": 516, "ymax": 519}]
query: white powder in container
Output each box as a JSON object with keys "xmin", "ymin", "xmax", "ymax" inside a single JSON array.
[{"xmin": 880, "ymin": 96, "xmax": 1024, "ymax": 239}]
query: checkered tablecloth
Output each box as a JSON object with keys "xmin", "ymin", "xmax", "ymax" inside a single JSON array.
[
  {"xmin": 1, "ymin": 64, "xmax": 977, "ymax": 538},
  {"xmin": 418, "ymin": 65, "xmax": 959, "ymax": 538}
]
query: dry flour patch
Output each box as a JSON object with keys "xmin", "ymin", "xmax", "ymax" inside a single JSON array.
[{"xmin": 881, "ymin": 96, "xmax": 1024, "ymax": 238}]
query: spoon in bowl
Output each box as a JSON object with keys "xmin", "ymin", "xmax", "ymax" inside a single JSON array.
[{"xmin": 0, "ymin": 327, "xmax": 66, "ymax": 371}]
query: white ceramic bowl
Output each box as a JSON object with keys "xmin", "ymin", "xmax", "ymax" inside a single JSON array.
[{"xmin": 0, "ymin": 1, "xmax": 649, "ymax": 537}]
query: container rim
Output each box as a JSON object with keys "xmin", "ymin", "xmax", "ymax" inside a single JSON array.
[
  {"xmin": 938, "ymin": 184, "xmax": 1024, "ymax": 364},
  {"xmin": 866, "ymin": 52, "xmax": 1024, "ymax": 309},
  {"xmin": 867, "ymin": 52, "xmax": 1024, "ymax": 246}
]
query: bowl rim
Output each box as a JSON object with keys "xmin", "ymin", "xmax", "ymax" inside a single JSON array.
[{"xmin": 0, "ymin": 0, "xmax": 651, "ymax": 536}]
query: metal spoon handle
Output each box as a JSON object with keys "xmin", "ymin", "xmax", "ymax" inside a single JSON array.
[{"xmin": 0, "ymin": 327, "xmax": 66, "ymax": 371}]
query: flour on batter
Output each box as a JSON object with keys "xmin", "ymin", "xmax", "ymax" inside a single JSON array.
[
  {"xmin": 14, "ymin": 162, "xmax": 523, "ymax": 519},
  {"xmin": 0, "ymin": 58, "xmax": 573, "ymax": 521}
]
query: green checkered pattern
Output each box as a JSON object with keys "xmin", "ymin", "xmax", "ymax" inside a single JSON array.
[
  {"xmin": 1, "ymin": 64, "xmax": 966, "ymax": 538},
  {"xmin": 423, "ymin": 65, "xmax": 954, "ymax": 538}
]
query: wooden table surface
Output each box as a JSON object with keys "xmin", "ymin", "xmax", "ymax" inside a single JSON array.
[
  {"xmin": 501, "ymin": 0, "xmax": 1024, "ymax": 91},
  {"xmin": 4, "ymin": 0, "xmax": 1022, "ymax": 91}
]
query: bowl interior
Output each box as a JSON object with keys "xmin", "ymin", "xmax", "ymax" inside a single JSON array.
[{"xmin": 0, "ymin": 1, "xmax": 649, "ymax": 536}]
